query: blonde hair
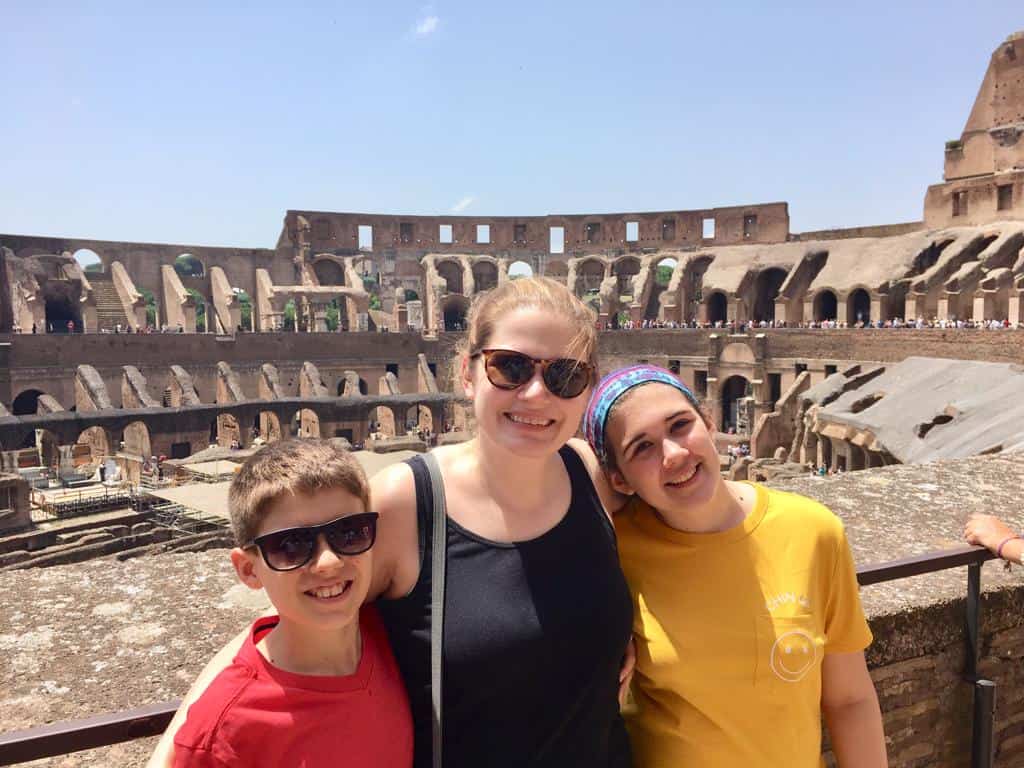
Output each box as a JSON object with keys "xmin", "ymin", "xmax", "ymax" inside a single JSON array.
[
  {"xmin": 228, "ymin": 439, "xmax": 370, "ymax": 546},
  {"xmin": 455, "ymin": 276, "xmax": 599, "ymax": 372}
]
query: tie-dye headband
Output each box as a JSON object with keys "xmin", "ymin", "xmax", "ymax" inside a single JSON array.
[{"xmin": 583, "ymin": 364, "xmax": 700, "ymax": 467}]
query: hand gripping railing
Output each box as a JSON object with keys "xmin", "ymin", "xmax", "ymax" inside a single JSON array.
[{"xmin": 0, "ymin": 545, "xmax": 1003, "ymax": 766}]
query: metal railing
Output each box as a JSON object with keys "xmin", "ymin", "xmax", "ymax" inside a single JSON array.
[{"xmin": 0, "ymin": 544, "xmax": 1003, "ymax": 766}]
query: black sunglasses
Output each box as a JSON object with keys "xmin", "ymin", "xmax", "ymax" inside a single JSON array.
[
  {"xmin": 471, "ymin": 349, "xmax": 594, "ymax": 399},
  {"xmin": 246, "ymin": 512, "xmax": 379, "ymax": 572}
]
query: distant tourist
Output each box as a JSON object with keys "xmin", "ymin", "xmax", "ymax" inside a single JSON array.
[
  {"xmin": 170, "ymin": 440, "xmax": 412, "ymax": 766},
  {"xmin": 66, "ymin": 319, "xmax": 75, "ymax": 333},
  {"xmin": 31, "ymin": 321, "xmax": 37, "ymax": 334},
  {"xmin": 965, "ymin": 513, "xmax": 1023, "ymax": 565}
]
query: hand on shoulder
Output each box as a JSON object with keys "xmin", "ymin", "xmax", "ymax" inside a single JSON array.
[
  {"xmin": 567, "ymin": 437, "xmax": 628, "ymax": 519},
  {"xmin": 369, "ymin": 460, "xmax": 420, "ymax": 600}
]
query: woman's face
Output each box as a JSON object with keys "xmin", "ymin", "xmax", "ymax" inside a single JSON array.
[
  {"xmin": 463, "ymin": 306, "xmax": 591, "ymax": 459},
  {"xmin": 605, "ymin": 383, "xmax": 720, "ymax": 511}
]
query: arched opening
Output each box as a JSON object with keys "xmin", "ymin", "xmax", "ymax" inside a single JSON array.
[
  {"xmin": 721, "ymin": 375, "xmax": 753, "ymax": 434},
  {"xmin": 472, "ymin": 261, "xmax": 499, "ymax": 293},
  {"xmin": 313, "ymin": 258, "xmax": 346, "ymax": 287},
  {"xmin": 403, "ymin": 288, "xmax": 420, "ymax": 302},
  {"xmin": 752, "ymin": 268, "xmax": 788, "ymax": 323},
  {"xmin": 75, "ymin": 426, "xmax": 110, "ymax": 467},
  {"xmin": 612, "ymin": 258, "xmax": 641, "ymax": 299},
  {"xmin": 820, "ymin": 435, "xmax": 833, "ymax": 470},
  {"xmin": 217, "ymin": 413, "xmax": 241, "ymax": 448},
  {"xmin": 122, "ymin": 421, "xmax": 151, "ymax": 460},
  {"xmin": 509, "ymin": 260, "xmax": 533, "ymax": 280},
  {"xmin": 656, "ymin": 258, "xmax": 677, "ymax": 287},
  {"xmin": 174, "ymin": 253, "xmax": 205, "ymax": 277},
  {"xmin": 73, "ymin": 248, "xmax": 104, "ymax": 274},
  {"xmin": 577, "ymin": 259, "xmax": 604, "ymax": 295},
  {"xmin": 257, "ymin": 411, "xmax": 282, "ymax": 442},
  {"xmin": 368, "ymin": 406, "xmax": 396, "ymax": 439},
  {"xmin": 45, "ymin": 296, "xmax": 82, "ymax": 333},
  {"xmin": 645, "ymin": 257, "xmax": 678, "ymax": 320},
  {"xmin": 12, "ymin": 389, "xmax": 45, "ymax": 416},
  {"xmin": 359, "ymin": 377, "xmax": 369, "ymax": 396},
  {"xmin": 848, "ymin": 289, "xmax": 871, "ymax": 325},
  {"xmin": 233, "ymin": 288, "xmax": 253, "ymax": 332},
  {"xmin": 437, "ymin": 261, "xmax": 464, "ymax": 295},
  {"xmin": 813, "ymin": 290, "xmax": 838, "ymax": 322},
  {"xmin": 404, "ymin": 405, "xmax": 433, "ymax": 436},
  {"xmin": 442, "ymin": 295, "xmax": 470, "ymax": 331},
  {"xmin": 37, "ymin": 429, "xmax": 61, "ymax": 469},
  {"xmin": 297, "ymin": 409, "xmax": 321, "ymax": 438},
  {"xmin": 283, "ymin": 299, "xmax": 297, "ymax": 332},
  {"xmin": 706, "ymin": 292, "xmax": 728, "ymax": 325}
]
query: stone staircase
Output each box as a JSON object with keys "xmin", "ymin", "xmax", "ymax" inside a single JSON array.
[{"xmin": 88, "ymin": 274, "xmax": 131, "ymax": 331}]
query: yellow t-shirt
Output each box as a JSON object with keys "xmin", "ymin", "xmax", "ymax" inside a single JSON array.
[{"xmin": 615, "ymin": 483, "xmax": 872, "ymax": 768}]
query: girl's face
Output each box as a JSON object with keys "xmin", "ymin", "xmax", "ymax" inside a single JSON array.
[
  {"xmin": 605, "ymin": 383, "xmax": 720, "ymax": 511},
  {"xmin": 462, "ymin": 306, "xmax": 591, "ymax": 459}
]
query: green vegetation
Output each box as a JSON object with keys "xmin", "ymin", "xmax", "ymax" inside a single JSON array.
[
  {"xmin": 656, "ymin": 265, "xmax": 673, "ymax": 286},
  {"xmin": 140, "ymin": 289, "xmax": 158, "ymax": 327},
  {"xmin": 283, "ymin": 299, "xmax": 296, "ymax": 332},
  {"xmin": 174, "ymin": 254, "xmax": 204, "ymax": 277},
  {"xmin": 84, "ymin": 262, "xmax": 104, "ymax": 274},
  {"xmin": 186, "ymin": 288, "xmax": 207, "ymax": 332},
  {"xmin": 235, "ymin": 290, "xmax": 252, "ymax": 330},
  {"xmin": 326, "ymin": 299, "xmax": 340, "ymax": 331}
]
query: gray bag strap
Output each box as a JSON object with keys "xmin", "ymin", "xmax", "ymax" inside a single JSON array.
[{"xmin": 422, "ymin": 452, "xmax": 447, "ymax": 768}]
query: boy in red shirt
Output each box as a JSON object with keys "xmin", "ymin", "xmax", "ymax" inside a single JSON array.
[{"xmin": 173, "ymin": 440, "xmax": 412, "ymax": 767}]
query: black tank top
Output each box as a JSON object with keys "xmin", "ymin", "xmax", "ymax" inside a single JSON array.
[{"xmin": 377, "ymin": 445, "xmax": 633, "ymax": 768}]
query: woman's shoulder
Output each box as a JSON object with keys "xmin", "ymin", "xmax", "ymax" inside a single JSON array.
[{"xmin": 565, "ymin": 438, "xmax": 627, "ymax": 518}]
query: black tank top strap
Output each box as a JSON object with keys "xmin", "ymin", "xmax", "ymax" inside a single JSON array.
[
  {"xmin": 403, "ymin": 454, "xmax": 434, "ymax": 585},
  {"xmin": 558, "ymin": 444, "xmax": 617, "ymax": 543}
]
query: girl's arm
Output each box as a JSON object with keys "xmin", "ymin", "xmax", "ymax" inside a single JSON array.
[
  {"xmin": 567, "ymin": 437, "xmax": 627, "ymax": 520},
  {"xmin": 965, "ymin": 513, "xmax": 1023, "ymax": 564},
  {"xmin": 821, "ymin": 651, "xmax": 888, "ymax": 767}
]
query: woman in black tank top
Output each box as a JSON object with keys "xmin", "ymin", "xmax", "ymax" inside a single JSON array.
[{"xmin": 375, "ymin": 277, "xmax": 633, "ymax": 768}]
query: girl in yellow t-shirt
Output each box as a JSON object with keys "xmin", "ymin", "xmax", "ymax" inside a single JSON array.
[{"xmin": 583, "ymin": 365, "xmax": 888, "ymax": 768}]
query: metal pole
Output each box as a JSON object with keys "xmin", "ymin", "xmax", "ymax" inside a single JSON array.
[{"xmin": 966, "ymin": 562, "xmax": 996, "ymax": 768}]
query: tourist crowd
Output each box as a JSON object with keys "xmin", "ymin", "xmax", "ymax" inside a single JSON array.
[{"xmin": 605, "ymin": 317, "xmax": 1023, "ymax": 331}]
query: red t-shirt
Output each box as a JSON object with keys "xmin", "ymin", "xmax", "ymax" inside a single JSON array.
[{"xmin": 174, "ymin": 605, "xmax": 412, "ymax": 767}]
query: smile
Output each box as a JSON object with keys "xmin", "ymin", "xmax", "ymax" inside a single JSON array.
[
  {"xmin": 305, "ymin": 580, "xmax": 353, "ymax": 601},
  {"xmin": 505, "ymin": 413, "xmax": 555, "ymax": 427},
  {"xmin": 665, "ymin": 464, "xmax": 700, "ymax": 487}
]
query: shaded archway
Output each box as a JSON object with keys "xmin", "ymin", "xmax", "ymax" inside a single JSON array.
[
  {"xmin": 577, "ymin": 259, "xmax": 605, "ymax": 295},
  {"xmin": 706, "ymin": 292, "xmax": 728, "ymax": 325},
  {"xmin": 437, "ymin": 261, "xmax": 463, "ymax": 295},
  {"xmin": 75, "ymin": 426, "xmax": 110, "ymax": 466},
  {"xmin": 442, "ymin": 295, "xmax": 470, "ymax": 331},
  {"xmin": 257, "ymin": 411, "xmax": 283, "ymax": 442},
  {"xmin": 369, "ymin": 406, "xmax": 396, "ymax": 438},
  {"xmin": 752, "ymin": 268, "xmax": 787, "ymax": 322},
  {"xmin": 612, "ymin": 257, "xmax": 641, "ymax": 298},
  {"xmin": 313, "ymin": 258, "xmax": 346, "ymax": 286},
  {"xmin": 45, "ymin": 296, "xmax": 81, "ymax": 333},
  {"xmin": 297, "ymin": 409, "xmax": 321, "ymax": 438},
  {"xmin": 544, "ymin": 260, "xmax": 568, "ymax": 283},
  {"xmin": 404, "ymin": 404, "xmax": 433, "ymax": 436},
  {"xmin": 721, "ymin": 375, "xmax": 752, "ymax": 434},
  {"xmin": 472, "ymin": 261, "xmax": 498, "ymax": 293},
  {"xmin": 174, "ymin": 253, "xmax": 205, "ymax": 277},
  {"xmin": 848, "ymin": 289, "xmax": 871, "ymax": 325},
  {"xmin": 813, "ymin": 290, "xmax": 838, "ymax": 322},
  {"xmin": 217, "ymin": 413, "xmax": 241, "ymax": 448},
  {"xmin": 12, "ymin": 389, "xmax": 46, "ymax": 416}
]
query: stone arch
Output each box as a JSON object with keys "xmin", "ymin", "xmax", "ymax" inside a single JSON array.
[
  {"xmin": 36, "ymin": 428, "xmax": 61, "ymax": 469},
  {"xmin": 612, "ymin": 257, "xmax": 641, "ymax": 297},
  {"xmin": 656, "ymin": 257, "xmax": 678, "ymax": 287},
  {"xmin": 75, "ymin": 426, "xmax": 110, "ymax": 466},
  {"xmin": 12, "ymin": 389, "xmax": 49, "ymax": 415},
  {"xmin": 122, "ymin": 420, "xmax": 152, "ymax": 460},
  {"xmin": 437, "ymin": 260, "xmax": 464, "ymax": 295},
  {"xmin": 216, "ymin": 413, "xmax": 241, "ymax": 448},
  {"xmin": 369, "ymin": 405, "xmax": 396, "ymax": 438},
  {"xmin": 73, "ymin": 248, "xmax": 104, "ymax": 274},
  {"xmin": 442, "ymin": 294, "xmax": 470, "ymax": 331},
  {"xmin": 848, "ymin": 288, "xmax": 872, "ymax": 325},
  {"xmin": 752, "ymin": 267, "xmax": 788, "ymax": 322},
  {"xmin": 257, "ymin": 411, "xmax": 283, "ymax": 442},
  {"xmin": 45, "ymin": 295, "xmax": 82, "ymax": 333},
  {"xmin": 297, "ymin": 408, "xmax": 321, "ymax": 438},
  {"xmin": 313, "ymin": 257, "xmax": 347, "ymax": 287},
  {"xmin": 706, "ymin": 291, "xmax": 728, "ymax": 325},
  {"xmin": 404, "ymin": 404, "xmax": 433, "ymax": 435},
  {"xmin": 174, "ymin": 253, "xmax": 205, "ymax": 278},
  {"xmin": 508, "ymin": 260, "xmax": 533, "ymax": 280},
  {"xmin": 472, "ymin": 260, "xmax": 499, "ymax": 293},
  {"xmin": 813, "ymin": 290, "xmax": 838, "ymax": 322},
  {"xmin": 577, "ymin": 258, "xmax": 605, "ymax": 295},
  {"xmin": 721, "ymin": 375, "xmax": 752, "ymax": 434}
]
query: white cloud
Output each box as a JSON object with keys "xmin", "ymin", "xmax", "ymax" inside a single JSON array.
[
  {"xmin": 450, "ymin": 196, "xmax": 474, "ymax": 213},
  {"xmin": 414, "ymin": 15, "xmax": 439, "ymax": 37}
]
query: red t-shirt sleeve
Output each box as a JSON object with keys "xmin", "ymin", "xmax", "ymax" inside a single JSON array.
[{"xmin": 173, "ymin": 667, "xmax": 252, "ymax": 767}]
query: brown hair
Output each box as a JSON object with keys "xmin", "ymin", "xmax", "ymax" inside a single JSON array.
[
  {"xmin": 228, "ymin": 439, "xmax": 370, "ymax": 546},
  {"xmin": 455, "ymin": 276, "xmax": 599, "ymax": 377}
]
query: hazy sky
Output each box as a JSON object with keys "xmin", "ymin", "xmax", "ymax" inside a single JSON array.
[{"xmin": 2, "ymin": 2, "xmax": 1020, "ymax": 248}]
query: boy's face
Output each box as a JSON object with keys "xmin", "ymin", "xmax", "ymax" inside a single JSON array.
[
  {"xmin": 231, "ymin": 486, "xmax": 372, "ymax": 634},
  {"xmin": 605, "ymin": 383, "xmax": 719, "ymax": 512}
]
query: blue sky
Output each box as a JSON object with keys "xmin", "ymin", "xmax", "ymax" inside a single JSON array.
[{"xmin": 1, "ymin": 2, "xmax": 1020, "ymax": 248}]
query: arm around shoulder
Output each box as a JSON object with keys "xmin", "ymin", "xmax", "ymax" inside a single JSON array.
[
  {"xmin": 566, "ymin": 437, "xmax": 627, "ymax": 520},
  {"xmin": 368, "ymin": 459, "xmax": 421, "ymax": 601},
  {"xmin": 144, "ymin": 628, "xmax": 248, "ymax": 768}
]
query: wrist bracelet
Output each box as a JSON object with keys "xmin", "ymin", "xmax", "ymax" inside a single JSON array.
[{"xmin": 996, "ymin": 536, "xmax": 1023, "ymax": 559}]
